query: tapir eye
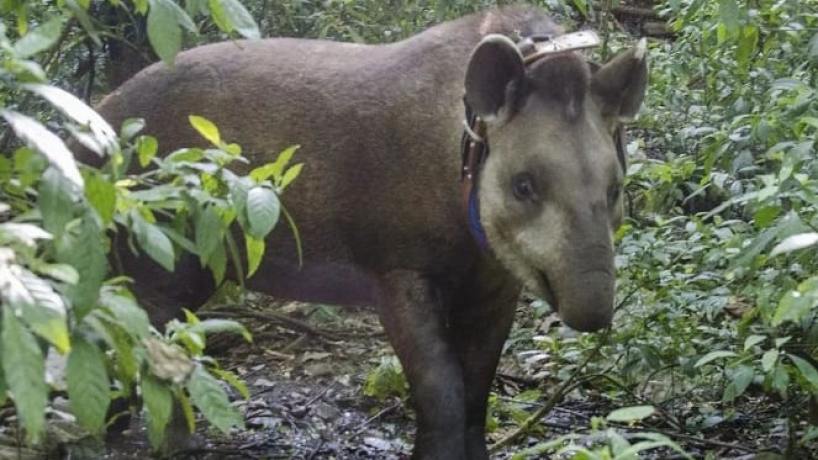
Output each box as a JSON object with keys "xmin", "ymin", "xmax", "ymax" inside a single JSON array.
[{"xmin": 512, "ymin": 173, "xmax": 537, "ymax": 201}]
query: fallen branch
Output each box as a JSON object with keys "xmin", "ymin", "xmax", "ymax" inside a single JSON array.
[{"xmin": 201, "ymin": 307, "xmax": 341, "ymax": 341}]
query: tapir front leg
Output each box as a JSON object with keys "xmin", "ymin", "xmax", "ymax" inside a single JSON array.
[
  {"xmin": 377, "ymin": 270, "xmax": 466, "ymax": 460},
  {"xmin": 451, "ymin": 263, "xmax": 521, "ymax": 459}
]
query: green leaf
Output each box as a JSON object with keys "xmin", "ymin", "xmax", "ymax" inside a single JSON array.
[
  {"xmin": 216, "ymin": 0, "xmax": 260, "ymax": 38},
  {"xmin": 571, "ymin": 0, "xmax": 587, "ymax": 17},
  {"xmin": 7, "ymin": 267, "xmax": 71, "ymax": 354},
  {"xmin": 98, "ymin": 287, "xmax": 151, "ymax": 339},
  {"xmin": 195, "ymin": 205, "xmax": 222, "ymax": 265},
  {"xmin": 56, "ymin": 215, "xmax": 107, "ymax": 318},
  {"xmin": 34, "ymin": 263, "xmax": 79, "ymax": 284},
  {"xmin": 189, "ymin": 115, "xmax": 221, "ymax": 146},
  {"xmin": 280, "ymin": 163, "xmax": 303, "ymax": 189},
  {"xmin": 762, "ymin": 349, "xmax": 779, "ymax": 372},
  {"xmin": 246, "ymin": 186, "xmax": 280, "ymax": 239},
  {"xmin": 207, "ymin": 242, "xmax": 227, "ymax": 285},
  {"xmin": 210, "ymin": 368, "xmax": 249, "ymax": 399},
  {"xmin": 606, "ymin": 405, "xmax": 655, "ymax": 422},
  {"xmin": 187, "ymin": 365, "xmax": 243, "ymax": 434},
  {"xmin": 38, "ymin": 167, "xmax": 76, "ymax": 239},
  {"xmin": 743, "ymin": 334, "xmax": 765, "ymax": 351},
  {"xmin": 208, "ymin": 0, "xmax": 230, "ymax": 32},
  {"xmin": 753, "ymin": 206, "xmax": 780, "ymax": 228},
  {"xmin": 23, "ymin": 84, "xmax": 118, "ymax": 156},
  {"xmin": 772, "ymin": 277, "xmax": 818, "ymax": 326},
  {"xmin": 363, "ymin": 356, "xmax": 407, "ymax": 400},
  {"xmin": 14, "ymin": 16, "xmax": 63, "ymax": 58},
  {"xmin": 694, "ymin": 351, "xmax": 736, "ymax": 368},
  {"xmin": 770, "ymin": 232, "xmax": 818, "ymax": 257},
  {"xmin": 189, "ymin": 319, "xmax": 251, "ymax": 342},
  {"xmin": 67, "ymin": 336, "xmax": 111, "ymax": 434},
  {"xmin": 718, "ymin": 0, "xmax": 740, "ymax": 38},
  {"xmin": 64, "ymin": 0, "xmax": 100, "ymax": 45},
  {"xmin": 2, "ymin": 308, "xmax": 47, "ymax": 444},
  {"xmin": 141, "ymin": 374, "xmax": 173, "ymax": 448},
  {"xmin": 120, "ymin": 118, "xmax": 146, "ymax": 142},
  {"xmin": 147, "ymin": 0, "xmax": 182, "ymax": 65},
  {"xmin": 245, "ymin": 234, "xmax": 264, "ymax": 278},
  {"xmin": 2, "ymin": 110, "xmax": 84, "ymax": 187},
  {"xmin": 723, "ymin": 365, "xmax": 754, "ymax": 402},
  {"xmin": 250, "ymin": 145, "xmax": 299, "ymax": 183},
  {"xmin": 736, "ymin": 25, "xmax": 758, "ymax": 72},
  {"xmin": 84, "ymin": 171, "xmax": 117, "ymax": 226},
  {"xmin": 788, "ymin": 354, "xmax": 818, "ymax": 391},
  {"xmin": 131, "ymin": 213, "xmax": 175, "ymax": 272},
  {"xmin": 137, "ymin": 135, "xmax": 158, "ymax": 167}
]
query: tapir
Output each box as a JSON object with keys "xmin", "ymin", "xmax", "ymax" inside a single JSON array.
[{"xmin": 92, "ymin": 5, "xmax": 647, "ymax": 459}]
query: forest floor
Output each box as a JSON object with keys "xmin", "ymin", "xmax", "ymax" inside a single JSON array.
[{"xmin": 83, "ymin": 294, "xmax": 791, "ymax": 460}]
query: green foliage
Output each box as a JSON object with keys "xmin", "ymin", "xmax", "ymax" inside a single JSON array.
[
  {"xmin": 0, "ymin": 0, "xmax": 294, "ymax": 449},
  {"xmin": 363, "ymin": 356, "xmax": 408, "ymax": 401}
]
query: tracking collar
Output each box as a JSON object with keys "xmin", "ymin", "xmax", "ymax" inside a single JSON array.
[{"xmin": 460, "ymin": 31, "xmax": 603, "ymax": 251}]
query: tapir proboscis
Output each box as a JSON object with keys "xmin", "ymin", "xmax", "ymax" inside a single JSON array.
[{"xmin": 92, "ymin": 5, "xmax": 648, "ymax": 459}]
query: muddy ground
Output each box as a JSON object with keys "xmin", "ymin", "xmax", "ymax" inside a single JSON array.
[{"xmin": 76, "ymin": 295, "xmax": 788, "ymax": 460}]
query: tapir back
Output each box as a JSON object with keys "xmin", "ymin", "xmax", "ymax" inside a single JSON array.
[{"xmin": 93, "ymin": 7, "xmax": 561, "ymax": 313}]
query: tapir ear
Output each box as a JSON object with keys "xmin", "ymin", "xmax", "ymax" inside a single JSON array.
[
  {"xmin": 591, "ymin": 38, "xmax": 648, "ymax": 123},
  {"xmin": 464, "ymin": 34, "xmax": 525, "ymax": 123}
]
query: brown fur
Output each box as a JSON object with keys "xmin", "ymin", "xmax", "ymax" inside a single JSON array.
[{"xmin": 93, "ymin": 6, "xmax": 647, "ymax": 459}]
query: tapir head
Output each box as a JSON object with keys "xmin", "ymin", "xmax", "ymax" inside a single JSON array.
[{"xmin": 466, "ymin": 35, "xmax": 647, "ymax": 332}]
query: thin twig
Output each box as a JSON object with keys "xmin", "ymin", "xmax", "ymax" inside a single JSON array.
[
  {"xmin": 343, "ymin": 400, "xmax": 403, "ymax": 443},
  {"xmin": 489, "ymin": 330, "xmax": 611, "ymax": 453}
]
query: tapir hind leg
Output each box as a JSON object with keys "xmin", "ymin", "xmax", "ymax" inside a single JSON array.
[{"xmin": 376, "ymin": 270, "xmax": 466, "ymax": 460}]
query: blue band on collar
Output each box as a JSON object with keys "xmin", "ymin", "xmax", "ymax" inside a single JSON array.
[{"xmin": 468, "ymin": 186, "xmax": 489, "ymax": 250}]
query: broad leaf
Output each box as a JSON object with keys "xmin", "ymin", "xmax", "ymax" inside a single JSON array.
[
  {"xmin": 189, "ymin": 115, "xmax": 221, "ymax": 147},
  {"xmin": 10, "ymin": 267, "xmax": 70, "ymax": 353},
  {"xmin": 723, "ymin": 365, "xmax": 754, "ymax": 402},
  {"xmin": 762, "ymin": 349, "xmax": 779, "ymax": 372},
  {"xmin": 2, "ymin": 308, "xmax": 47, "ymax": 444},
  {"xmin": 606, "ymin": 405, "xmax": 655, "ymax": 422},
  {"xmin": 218, "ymin": 0, "xmax": 260, "ymax": 39},
  {"xmin": 1, "ymin": 110, "xmax": 83, "ymax": 187},
  {"xmin": 694, "ymin": 351, "xmax": 736, "ymax": 368},
  {"xmin": 14, "ymin": 16, "xmax": 63, "ymax": 58},
  {"xmin": 772, "ymin": 277, "xmax": 818, "ymax": 326},
  {"xmin": 147, "ymin": 0, "xmax": 182, "ymax": 65},
  {"xmin": 39, "ymin": 167, "xmax": 77, "ymax": 239},
  {"xmin": 770, "ymin": 232, "xmax": 818, "ymax": 257},
  {"xmin": 56, "ymin": 215, "xmax": 107, "ymax": 317},
  {"xmin": 67, "ymin": 336, "xmax": 111, "ymax": 434},
  {"xmin": 189, "ymin": 319, "xmax": 251, "ymax": 342},
  {"xmin": 137, "ymin": 135, "xmax": 158, "ymax": 167},
  {"xmin": 22, "ymin": 84, "xmax": 117, "ymax": 156},
  {"xmin": 789, "ymin": 354, "xmax": 818, "ymax": 392},
  {"xmin": 187, "ymin": 365, "xmax": 243, "ymax": 433},
  {"xmin": 280, "ymin": 163, "xmax": 303, "ymax": 189},
  {"xmin": 98, "ymin": 287, "xmax": 151, "ymax": 339},
  {"xmin": 84, "ymin": 171, "xmax": 117, "ymax": 226},
  {"xmin": 195, "ymin": 205, "xmax": 222, "ymax": 266},
  {"xmin": 131, "ymin": 213, "xmax": 175, "ymax": 272},
  {"xmin": 141, "ymin": 374, "xmax": 173, "ymax": 448},
  {"xmin": 246, "ymin": 186, "xmax": 280, "ymax": 239},
  {"xmin": 245, "ymin": 234, "xmax": 264, "ymax": 278}
]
